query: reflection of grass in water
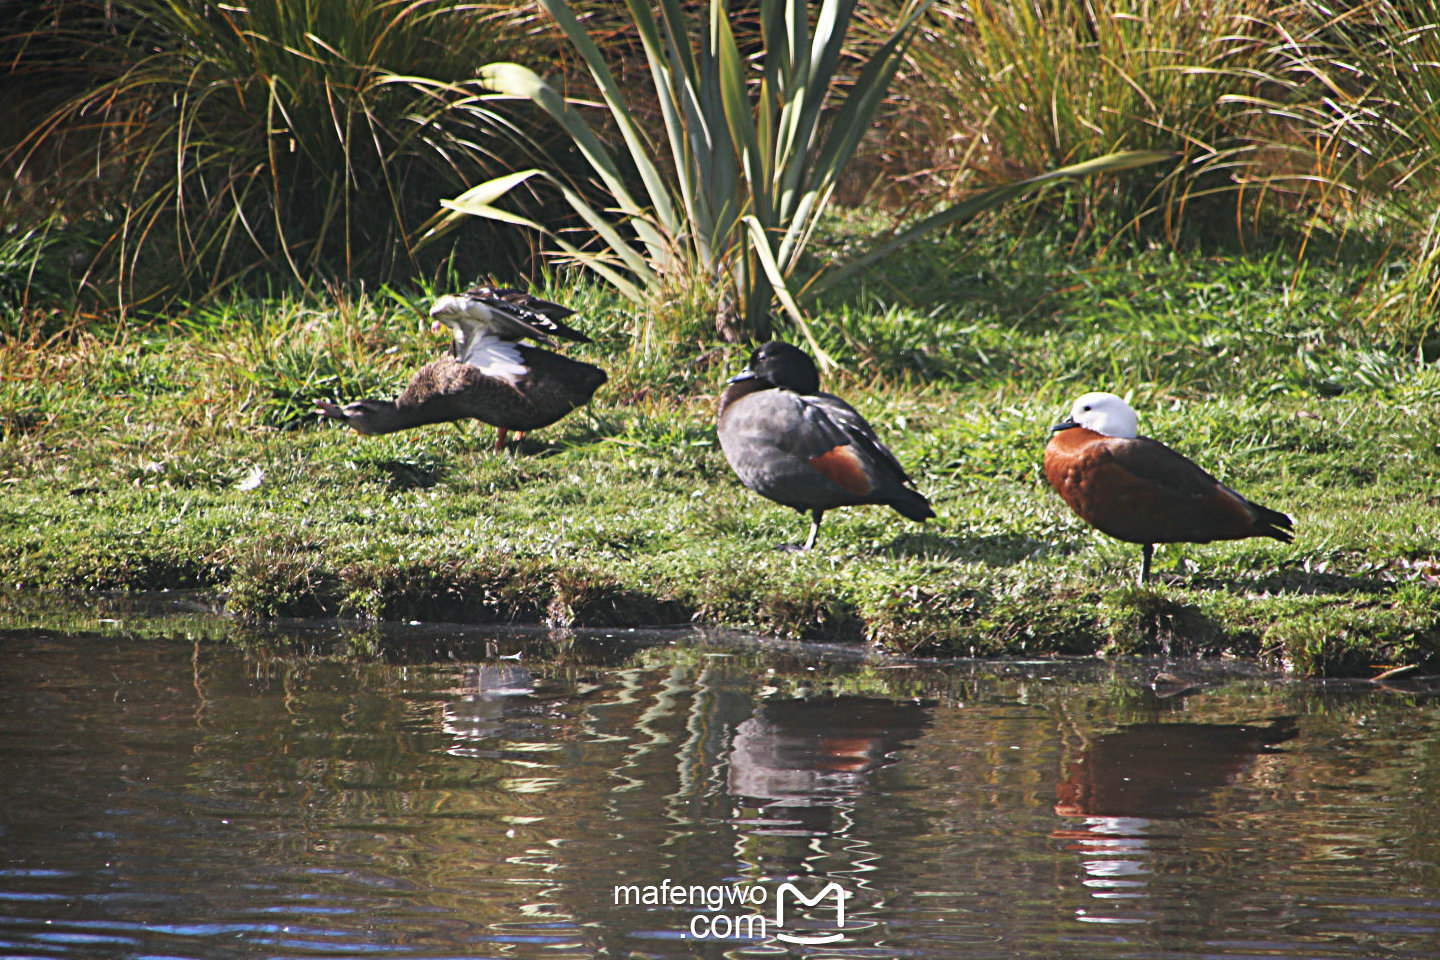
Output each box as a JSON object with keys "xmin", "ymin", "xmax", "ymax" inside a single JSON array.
[
  {"xmin": 0, "ymin": 590, "xmax": 233, "ymax": 642},
  {"xmin": 1, "ymin": 246, "xmax": 1438, "ymax": 676}
]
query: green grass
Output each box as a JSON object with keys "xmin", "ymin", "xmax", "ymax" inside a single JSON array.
[{"xmin": 3, "ymin": 235, "xmax": 1438, "ymax": 676}]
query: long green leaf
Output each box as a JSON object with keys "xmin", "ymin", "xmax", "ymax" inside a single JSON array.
[
  {"xmin": 631, "ymin": 0, "xmax": 695, "ymax": 239},
  {"xmin": 537, "ymin": 0, "xmax": 679, "ymax": 232},
  {"xmin": 649, "ymin": 0, "xmax": 724, "ymax": 257},
  {"xmin": 772, "ymin": 2, "xmax": 928, "ymax": 264},
  {"xmin": 744, "ymin": 215, "xmax": 834, "ymax": 369},
  {"xmin": 809, "ymin": 1, "xmax": 930, "ymax": 189},
  {"xmin": 436, "ymin": 170, "xmax": 554, "ymax": 239},
  {"xmin": 552, "ymin": 182, "xmax": 661, "ymax": 283},
  {"xmin": 478, "ymin": 62, "xmax": 670, "ymax": 262},
  {"xmin": 717, "ymin": 11, "xmax": 762, "ymax": 212},
  {"xmin": 789, "ymin": 0, "xmax": 857, "ymax": 171},
  {"xmin": 543, "ymin": 235, "xmax": 649, "ymax": 303},
  {"xmin": 476, "ymin": 64, "xmax": 631, "ymax": 212},
  {"xmin": 445, "ymin": 168, "xmax": 544, "ymax": 209},
  {"xmin": 807, "ymin": 151, "xmax": 1176, "ymax": 297},
  {"xmin": 437, "ymin": 168, "xmax": 658, "ymax": 291}
]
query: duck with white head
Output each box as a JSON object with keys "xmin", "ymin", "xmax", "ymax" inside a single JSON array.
[{"xmin": 1043, "ymin": 392, "xmax": 1293, "ymax": 583}]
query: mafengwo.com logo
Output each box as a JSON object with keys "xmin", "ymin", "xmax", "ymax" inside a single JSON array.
[{"xmin": 612, "ymin": 878, "xmax": 851, "ymax": 944}]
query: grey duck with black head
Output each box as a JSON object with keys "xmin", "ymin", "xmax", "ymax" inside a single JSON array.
[{"xmin": 717, "ymin": 340, "xmax": 934, "ymax": 550}]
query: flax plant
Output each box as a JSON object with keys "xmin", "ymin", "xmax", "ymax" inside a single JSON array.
[
  {"xmin": 434, "ymin": 0, "xmax": 930, "ymax": 345},
  {"xmin": 439, "ymin": 0, "xmax": 1166, "ymax": 347}
]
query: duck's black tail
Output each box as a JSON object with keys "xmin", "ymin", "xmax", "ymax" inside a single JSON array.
[
  {"xmin": 1250, "ymin": 501, "xmax": 1294, "ymax": 543},
  {"xmin": 888, "ymin": 487, "xmax": 936, "ymax": 523}
]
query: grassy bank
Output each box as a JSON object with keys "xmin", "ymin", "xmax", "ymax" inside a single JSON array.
[{"xmin": 3, "ymin": 235, "xmax": 1439, "ymax": 676}]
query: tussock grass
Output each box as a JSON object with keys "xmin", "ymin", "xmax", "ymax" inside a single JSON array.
[
  {"xmin": 1, "ymin": 0, "xmax": 556, "ymax": 309},
  {"xmin": 888, "ymin": 0, "xmax": 1304, "ymax": 240},
  {"xmin": 1295, "ymin": 0, "xmax": 1440, "ymax": 352},
  {"xmin": 2, "ymin": 235, "xmax": 1437, "ymax": 676}
]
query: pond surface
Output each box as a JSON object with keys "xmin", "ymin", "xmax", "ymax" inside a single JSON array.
[{"xmin": 2, "ymin": 616, "xmax": 1439, "ymax": 960}]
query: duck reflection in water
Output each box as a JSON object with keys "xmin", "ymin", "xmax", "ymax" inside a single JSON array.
[
  {"xmin": 727, "ymin": 695, "xmax": 931, "ymax": 844},
  {"xmin": 1053, "ymin": 717, "xmax": 1296, "ymax": 925},
  {"xmin": 441, "ymin": 664, "xmax": 538, "ymax": 759}
]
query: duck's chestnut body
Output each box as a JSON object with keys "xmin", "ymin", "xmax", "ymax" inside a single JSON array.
[{"xmin": 1043, "ymin": 392, "xmax": 1293, "ymax": 582}]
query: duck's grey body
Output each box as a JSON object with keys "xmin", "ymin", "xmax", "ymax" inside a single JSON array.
[
  {"xmin": 718, "ymin": 381, "xmax": 930, "ymax": 518},
  {"xmin": 717, "ymin": 341, "xmax": 933, "ymax": 550}
]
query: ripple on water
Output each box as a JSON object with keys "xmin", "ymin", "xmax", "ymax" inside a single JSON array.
[{"xmin": 2, "ymin": 627, "xmax": 1439, "ymax": 960}]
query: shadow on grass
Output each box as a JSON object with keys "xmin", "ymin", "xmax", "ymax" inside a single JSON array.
[
  {"xmin": 374, "ymin": 458, "xmax": 446, "ymax": 489},
  {"xmin": 1202, "ymin": 570, "xmax": 1400, "ymax": 597},
  {"xmin": 877, "ymin": 530, "xmax": 1070, "ymax": 567},
  {"xmin": 514, "ymin": 430, "xmax": 612, "ymax": 458},
  {"xmin": 1100, "ymin": 586, "xmax": 1236, "ymax": 658}
]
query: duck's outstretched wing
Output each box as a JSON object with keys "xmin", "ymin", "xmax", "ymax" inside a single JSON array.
[
  {"xmin": 447, "ymin": 329, "xmax": 529, "ymax": 385},
  {"xmin": 429, "ymin": 286, "xmax": 591, "ymax": 345},
  {"xmin": 474, "ymin": 286, "xmax": 577, "ymax": 323}
]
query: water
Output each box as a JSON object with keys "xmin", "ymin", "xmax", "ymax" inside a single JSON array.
[{"xmin": 2, "ymin": 617, "xmax": 1439, "ymax": 959}]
